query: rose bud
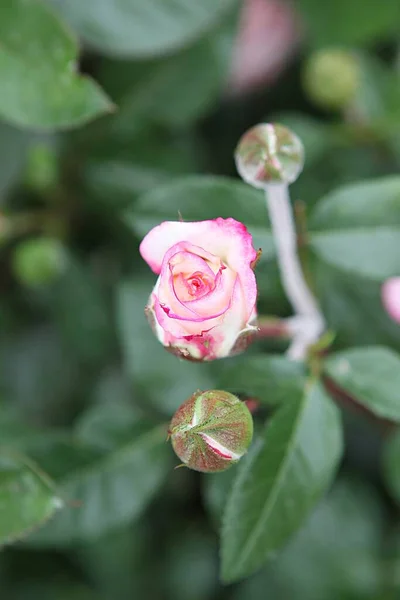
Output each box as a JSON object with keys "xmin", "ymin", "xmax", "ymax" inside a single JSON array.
[
  {"xmin": 139, "ymin": 218, "xmax": 258, "ymax": 361},
  {"xmin": 169, "ymin": 390, "xmax": 254, "ymax": 473},
  {"xmin": 382, "ymin": 277, "xmax": 400, "ymax": 324}
]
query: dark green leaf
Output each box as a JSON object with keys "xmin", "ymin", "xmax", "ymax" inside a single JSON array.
[
  {"xmin": 299, "ymin": 0, "xmax": 400, "ymax": 47},
  {"xmin": 0, "ymin": 0, "xmax": 112, "ymax": 130},
  {"xmin": 221, "ymin": 380, "xmax": 343, "ymax": 582},
  {"xmin": 51, "ymin": 261, "xmax": 115, "ymax": 366},
  {"xmin": 232, "ymin": 478, "xmax": 383, "ymax": 600},
  {"xmin": 212, "ymin": 354, "xmax": 306, "ymax": 406},
  {"xmin": 84, "ymin": 133, "xmax": 201, "ymax": 209},
  {"xmin": 325, "ymin": 346, "xmax": 400, "ymax": 421},
  {"xmin": 52, "ymin": 0, "xmax": 238, "ymax": 58},
  {"xmin": 383, "ymin": 430, "xmax": 400, "ymax": 504},
  {"xmin": 203, "ymin": 467, "xmax": 238, "ymax": 527},
  {"xmin": 313, "ymin": 261, "xmax": 400, "ymax": 351},
  {"xmin": 0, "ymin": 326, "xmax": 80, "ymax": 425},
  {"xmin": 0, "ymin": 121, "xmax": 33, "ymax": 199},
  {"xmin": 104, "ymin": 32, "xmax": 235, "ymax": 133},
  {"xmin": 0, "ymin": 452, "xmax": 62, "ymax": 546},
  {"xmin": 26, "ymin": 422, "xmax": 172, "ymax": 545}
]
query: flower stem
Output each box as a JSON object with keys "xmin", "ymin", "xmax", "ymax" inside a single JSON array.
[{"xmin": 265, "ymin": 184, "xmax": 325, "ymax": 360}]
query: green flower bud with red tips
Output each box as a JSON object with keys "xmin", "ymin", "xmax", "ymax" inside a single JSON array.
[{"xmin": 169, "ymin": 390, "xmax": 253, "ymax": 473}]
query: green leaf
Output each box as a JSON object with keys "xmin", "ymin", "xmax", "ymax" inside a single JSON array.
[
  {"xmin": 25, "ymin": 422, "xmax": 173, "ymax": 545},
  {"xmin": 0, "ymin": 326, "xmax": 80, "ymax": 425},
  {"xmin": 309, "ymin": 176, "xmax": 400, "ymax": 349},
  {"xmin": 383, "ymin": 430, "xmax": 400, "ymax": 504},
  {"xmin": 221, "ymin": 380, "xmax": 343, "ymax": 582},
  {"xmin": 232, "ymin": 478, "xmax": 383, "ymax": 600},
  {"xmin": 126, "ymin": 175, "xmax": 274, "ymax": 258},
  {"xmin": 84, "ymin": 133, "xmax": 201, "ymax": 209},
  {"xmin": 310, "ymin": 227, "xmax": 400, "ymax": 280},
  {"xmin": 0, "ymin": 452, "xmax": 62, "ymax": 546},
  {"xmin": 117, "ymin": 277, "xmax": 216, "ymax": 415},
  {"xmin": 212, "ymin": 355, "xmax": 306, "ymax": 406},
  {"xmin": 52, "ymin": 0, "xmax": 238, "ymax": 58},
  {"xmin": 51, "ymin": 261, "xmax": 115, "ymax": 366},
  {"xmin": 0, "ymin": 0, "xmax": 112, "ymax": 130},
  {"xmin": 203, "ymin": 466, "xmax": 238, "ymax": 527},
  {"xmin": 313, "ymin": 262, "xmax": 400, "ymax": 351},
  {"xmin": 310, "ymin": 176, "xmax": 400, "ymax": 231},
  {"xmin": 324, "ymin": 346, "xmax": 400, "ymax": 421},
  {"xmin": 102, "ymin": 31, "xmax": 236, "ymax": 134},
  {"xmin": 299, "ymin": 0, "xmax": 400, "ymax": 47}
]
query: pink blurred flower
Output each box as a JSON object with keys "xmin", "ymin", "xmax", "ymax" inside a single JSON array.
[
  {"xmin": 228, "ymin": 0, "xmax": 301, "ymax": 95},
  {"xmin": 382, "ymin": 277, "xmax": 400, "ymax": 324},
  {"xmin": 140, "ymin": 218, "xmax": 258, "ymax": 361}
]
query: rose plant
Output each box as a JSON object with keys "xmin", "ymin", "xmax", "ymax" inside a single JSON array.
[{"xmin": 0, "ymin": 1, "xmax": 400, "ymax": 598}]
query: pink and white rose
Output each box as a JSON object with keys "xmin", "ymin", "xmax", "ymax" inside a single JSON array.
[
  {"xmin": 140, "ymin": 218, "xmax": 258, "ymax": 361},
  {"xmin": 382, "ymin": 277, "xmax": 400, "ymax": 324}
]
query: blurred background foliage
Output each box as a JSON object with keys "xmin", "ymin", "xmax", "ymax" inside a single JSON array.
[{"xmin": 0, "ymin": 0, "xmax": 400, "ymax": 598}]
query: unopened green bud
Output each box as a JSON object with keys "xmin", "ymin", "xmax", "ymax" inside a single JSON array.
[
  {"xmin": 303, "ymin": 48, "xmax": 360, "ymax": 110},
  {"xmin": 12, "ymin": 237, "xmax": 68, "ymax": 287},
  {"xmin": 235, "ymin": 123, "xmax": 304, "ymax": 187},
  {"xmin": 169, "ymin": 390, "xmax": 253, "ymax": 473},
  {"xmin": 24, "ymin": 143, "xmax": 59, "ymax": 194}
]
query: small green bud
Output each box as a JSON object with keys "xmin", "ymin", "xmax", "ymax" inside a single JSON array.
[
  {"xmin": 12, "ymin": 237, "xmax": 68, "ymax": 287},
  {"xmin": 235, "ymin": 123, "xmax": 304, "ymax": 188},
  {"xmin": 302, "ymin": 48, "xmax": 360, "ymax": 110},
  {"xmin": 24, "ymin": 143, "xmax": 59, "ymax": 194},
  {"xmin": 169, "ymin": 390, "xmax": 253, "ymax": 473}
]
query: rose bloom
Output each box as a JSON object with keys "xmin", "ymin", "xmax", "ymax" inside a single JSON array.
[
  {"xmin": 228, "ymin": 0, "xmax": 300, "ymax": 96},
  {"xmin": 140, "ymin": 218, "xmax": 258, "ymax": 361},
  {"xmin": 382, "ymin": 277, "xmax": 400, "ymax": 324}
]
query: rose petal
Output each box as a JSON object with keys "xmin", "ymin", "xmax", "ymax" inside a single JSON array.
[
  {"xmin": 382, "ymin": 277, "xmax": 400, "ymax": 324},
  {"xmin": 140, "ymin": 218, "xmax": 257, "ymax": 320}
]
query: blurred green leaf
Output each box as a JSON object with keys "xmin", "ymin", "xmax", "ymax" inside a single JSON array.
[
  {"xmin": 0, "ymin": 452, "xmax": 62, "ymax": 546},
  {"xmin": 7, "ymin": 581, "xmax": 98, "ymax": 600},
  {"xmin": 76, "ymin": 520, "xmax": 155, "ymax": 600},
  {"xmin": 310, "ymin": 176, "xmax": 400, "ymax": 348},
  {"xmin": 52, "ymin": 0, "xmax": 238, "ymax": 58},
  {"xmin": 299, "ymin": 0, "xmax": 400, "ymax": 47},
  {"xmin": 51, "ymin": 261, "xmax": 115, "ymax": 366},
  {"xmin": 163, "ymin": 526, "xmax": 219, "ymax": 600},
  {"xmin": 0, "ymin": 121, "xmax": 33, "ymax": 199},
  {"xmin": 0, "ymin": 326, "xmax": 80, "ymax": 425},
  {"xmin": 383, "ymin": 430, "xmax": 400, "ymax": 505},
  {"xmin": 84, "ymin": 132, "xmax": 202, "ymax": 209},
  {"xmin": 0, "ymin": 0, "xmax": 112, "ymax": 130},
  {"xmin": 310, "ymin": 227, "xmax": 400, "ymax": 280},
  {"xmin": 310, "ymin": 176, "xmax": 400, "ymax": 231},
  {"xmin": 212, "ymin": 354, "xmax": 306, "ymax": 406},
  {"xmin": 126, "ymin": 175, "xmax": 275, "ymax": 258},
  {"xmin": 75, "ymin": 396, "xmax": 143, "ymax": 451},
  {"xmin": 325, "ymin": 346, "xmax": 400, "ymax": 421},
  {"xmin": 203, "ymin": 466, "xmax": 238, "ymax": 528},
  {"xmin": 313, "ymin": 261, "xmax": 400, "ymax": 350},
  {"xmin": 103, "ymin": 33, "xmax": 235, "ymax": 134},
  {"xmin": 117, "ymin": 277, "xmax": 215, "ymax": 415},
  {"xmin": 232, "ymin": 478, "xmax": 383, "ymax": 600},
  {"xmin": 26, "ymin": 421, "xmax": 172, "ymax": 545},
  {"xmin": 221, "ymin": 380, "xmax": 343, "ymax": 582}
]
